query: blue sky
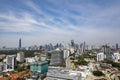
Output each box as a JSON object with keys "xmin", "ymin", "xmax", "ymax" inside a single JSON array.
[{"xmin": 0, "ymin": 0, "xmax": 120, "ymax": 47}]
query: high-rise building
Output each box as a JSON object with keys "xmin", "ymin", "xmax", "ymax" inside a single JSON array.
[
  {"xmin": 49, "ymin": 50, "xmax": 63, "ymax": 65},
  {"xmin": 101, "ymin": 45, "xmax": 111, "ymax": 55},
  {"xmin": 19, "ymin": 38, "xmax": 21, "ymax": 49},
  {"xmin": 63, "ymin": 50, "xmax": 70, "ymax": 59},
  {"xmin": 16, "ymin": 51, "xmax": 24, "ymax": 62},
  {"xmin": 116, "ymin": 43, "xmax": 119, "ymax": 50},
  {"xmin": 83, "ymin": 41, "xmax": 86, "ymax": 53},
  {"xmin": 97, "ymin": 52, "xmax": 106, "ymax": 61},
  {"xmin": 71, "ymin": 40, "xmax": 74, "ymax": 47},
  {"xmin": 6, "ymin": 55, "xmax": 16, "ymax": 71}
]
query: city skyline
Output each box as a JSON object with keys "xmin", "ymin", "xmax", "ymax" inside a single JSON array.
[{"xmin": 0, "ymin": 0, "xmax": 120, "ymax": 47}]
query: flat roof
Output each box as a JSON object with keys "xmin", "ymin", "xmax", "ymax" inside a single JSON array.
[
  {"xmin": 47, "ymin": 69, "xmax": 81, "ymax": 80},
  {"xmin": 30, "ymin": 61, "xmax": 48, "ymax": 65}
]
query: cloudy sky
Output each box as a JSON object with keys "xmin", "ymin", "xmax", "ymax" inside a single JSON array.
[{"xmin": 0, "ymin": 0, "xmax": 120, "ymax": 48}]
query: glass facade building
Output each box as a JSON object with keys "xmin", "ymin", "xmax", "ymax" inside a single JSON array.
[{"xmin": 30, "ymin": 61, "xmax": 48, "ymax": 79}]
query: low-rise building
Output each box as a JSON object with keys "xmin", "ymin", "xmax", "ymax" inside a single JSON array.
[
  {"xmin": 0, "ymin": 54, "xmax": 6, "ymax": 59},
  {"xmin": 112, "ymin": 52, "xmax": 120, "ymax": 63},
  {"xmin": 0, "ymin": 62, "xmax": 6, "ymax": 72},
  {"xmin": 40, "ymin": 54, "xmax": 47, "ymax": 61},
  {"xmin": 16, "ymin": 51, "xmax": 24, "ymax": 62},
  {"xmin": 47, "ymin": 69, "xmax": 81, "ymax": 80},
  {"xmin": 25, "ymin": 57, "xmax": 36, "ymax": 63},
  {"xmin": 30, "ymin": 61, "xmax": 48, "ymax": 79}
]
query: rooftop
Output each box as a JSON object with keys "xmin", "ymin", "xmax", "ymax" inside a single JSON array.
[{"xmin": 47, "ymin": 68, "xmax": 81, "ymax": 80}]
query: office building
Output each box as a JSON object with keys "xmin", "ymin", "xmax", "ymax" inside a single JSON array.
[
  {"xmin": 66, "ymin": 57, "xmax": 71, "ymax": 70},
  {"xmin": 19, "ymin": 38, "xmax": 21, "ymax": 49},
  {"xmin": 101, "ymin": 45, "xmax": 111, "ymax": 55},
  {"xmin": 6, "ymin": 55, "xmax": 16, "ymax": 71},
  {"xmin": 63, "ymin": 49, "xmax": 70, "ymax": 59},
  {"xmin": 40, "ymin": 54, "xmax": 47, "ymax": 61},
  {"xmin": 80, "ymin": 42, "xmax": 86, "ymax": 54},
  {"xmin": 0, "ymin": 62, "xmax": 7, "ymax": 72},
  {"xmin": 16, "ymin": 51, "xmax": 24, "ymax": 62},
  {"xmin": 30, "ymin": 61, "xmax": 48, "ymax": 79},
  {"xmin": 47, "ymin": 69, "xmax": 81, "ymax": 80},
  {"xmin": 112, "ymin": 52, "xmax": 120, "ymax": 63},
  {"xmin": 25, "ymin": 57, "xmax": 36, "ymax": 63},
  {"xmin": 49, "ymin": 50, "xmax": 63, "ymax": 65},
  {"xmin": 97, "ymin": 52, "xmax": 106, "ymax": 61},
  {"xmin": 71, "ymin": 40, "xmax": 75, "ymax": 47},
  {"xmin": 116, "ymin": 43, "xmax": 119, "ymax": 50},
  {"xmin": 83, "ymin": 41, "xmax": 86, "ymax": 53},
  {"xmin": 69, "ymin": 47, "xmax": 75, "ymax": 54},
  {"xmin": 0, "ymin": 62, "xmax": 3, "ymax": 71}
]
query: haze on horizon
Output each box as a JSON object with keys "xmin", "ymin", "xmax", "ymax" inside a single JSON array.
[{"xmin": 0, "ymin": 0, "xmax": 120, "ymax": 48}]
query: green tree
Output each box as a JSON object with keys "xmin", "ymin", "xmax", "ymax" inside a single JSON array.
[
  {"xmin": 112, "ymin": 62, "xmax": 120, "ymax": 68},
  {"xmin": 73, "ymin": 55, "xmax": 89, "ymax": 65},
  {"xmin": 17, "ymin": 66, "xmax": 24, "ymax": 72},
  {"xmin": 77, "ymin": 60, "xmax": 88, "ymax": 65},
  {"xmin": 0, "ymin": 58, "xmax": 3, "ymax": 62},
  {"xmin": 27, "ymin": 65, "xmax": 30, "ymax": 69},
  {"xmin": 93, "ymin": 70, "xmax": 105, "ymax": 76}
]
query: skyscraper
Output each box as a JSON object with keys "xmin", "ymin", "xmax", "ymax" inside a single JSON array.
[
  {"xmin": 71, "ymin": 40, "xmax": 74, "ymax": 47},
  {"xmin": 116, "ymin": 43, "xmax": 119, "ymax": 50},
  {"xmin": 19, "ymin": 38, "xmax": 21, "ymax": 49},
  {"xmin": 83, "ymin": 41, "xmax": 86, "ymax": 53}
]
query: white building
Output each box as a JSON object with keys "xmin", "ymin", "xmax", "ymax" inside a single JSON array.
[
  {"xmin": 16, "ymin": 51, "xmax": 24, "ymax": 62},
  {"xmin": 88, "ymin": 63, "xmax": 94, "ymax": 71},
  {"xmin": 97, "ymin": 52, "xmax": 106, "ymax": 61},
  {"xmin": 25, "ymin": 57, "xmax": 36, "ymax": 63},
  {"xmin": 63, "ymin": 49, "xmax": 70, "ymax": 59},
  {"xmin": 47, "ymin": 69, "xmax": 81, "ymax": 80},
  {"xmin": 40, "ymin": 54, "xmax": 47, "ymax": 61},
  {"xmin": 34, "ymin": 55, "xmax": 40, "ymax": 61},
  {"xmin": 6, "ymin": 55, "xmax": 16, "ymax": 71},
  {"xmin": 112, "ymin": 52, "xmax": 120, "ymax": 63},
  {"xmin": 70, "ymin": 48, "xmax": 75, "ymax": 54},
  {"xmin": 66, "ymin": 57, "xmax": 71, "ymax": 70},
  {"xmin": 0, "ymin": 62, "xmax": 7, "ymax": 72}
]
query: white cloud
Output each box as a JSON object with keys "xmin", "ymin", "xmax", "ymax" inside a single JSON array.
[
  {"xmin": 0, "ymin": 0, "xmax": 120, "ymax": 47},
  {"xmin": 0, "ymin": 11, "xmax": 50, "ymax": 32}
]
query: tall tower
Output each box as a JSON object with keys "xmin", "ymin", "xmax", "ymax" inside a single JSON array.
[
  {"xmin": 71, "ymin": 40, "xmax": 74, "ymax": 47},
  {"xmin": 83, "ymin": 41, "xmax": 85, "ymax": 53},
  {"xmin": 116, "ymin": 43, "xmax": 118, "ymax": 50},
  {"xmin": 19, "ymin": 38, "xmax": 21, "ymax": 49}
]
